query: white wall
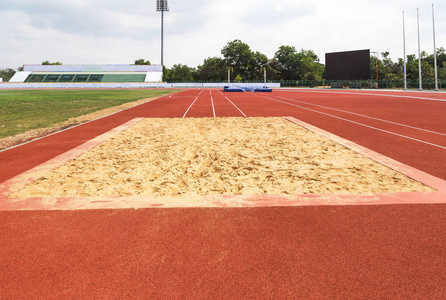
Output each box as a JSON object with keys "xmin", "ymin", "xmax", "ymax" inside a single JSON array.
[
  {"xmin": 9, "ymin": 71, "xmax": 31, "ymax": 83},
  {"xmin": 144, "ymin": 72, "xmax": 163, "ymax": 82}
]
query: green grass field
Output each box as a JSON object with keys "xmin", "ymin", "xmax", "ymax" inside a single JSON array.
[{"xmin": 0, "ymin": 89, "xmax": 177, "ymax": 139}]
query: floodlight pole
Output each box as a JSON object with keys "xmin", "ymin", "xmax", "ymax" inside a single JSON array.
[
  {"xmin": 417, "ymin": 8, "xmax": 423, "ymax": 91},
  {"xmin": 432, "ymin": 4, "xmax": 439, "ymax": 91},
  {"xmin": 157, "ymin": 1, "xmax": 169, "ymax": 72},
  {"xmin": 161, "ymin": 9, "xmax": 164, "ymax": 67}
]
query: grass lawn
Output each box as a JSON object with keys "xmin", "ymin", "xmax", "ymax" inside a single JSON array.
[{"xmin": 0, "ymin": 89, "xmax": 177, "ymax": 139}]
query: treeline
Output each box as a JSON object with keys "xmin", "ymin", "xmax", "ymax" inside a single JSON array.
[
  {"xmin": 1, "ymin": 40, "xmax": 445, "ymax": 83},
  {"xmin": 0, "ymin": 68, "xmax": 16, "ymax": 82},
  {"xmin": 163, "ymin": 40, "xmax": 446, "ymax": 83},
  {"xmin": 371, "ymin": 48, "xmax": 446, "ymax": 81},
  {"xmin": 163, "ymin": 40, "xmax": 325, "ymax": 82}
]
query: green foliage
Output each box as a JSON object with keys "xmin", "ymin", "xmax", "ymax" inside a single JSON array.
[
  {"xmin": 167, "ymin": 64, "xmax": 195, "ymax": 82},
  {"xmin": 42, "ymin": 61, "xmax": 62, "ymax": 65},
  {"xmin": 221, "ymin": 39, "xmax": 256, "ymax": 80},
  {"xmin": 371, "ymin": 49, "xmax": 446, "ymax": 81},
  {"xmin": 195, "ymin": 57, "xmax": 227, "ymax": 81},
  {"xmin": 0, "ymin": 68, "xmax": 16, "ymax": 82},
  {"xmin": 161, "ymin": 40, "xmax": 446, "ymax": 83},
  {"xmin": 234, "ymin": 75, "xmax": 243, "ymax": 83},
  {"xmin": 134, "ymin": 59, "xmax": 151, "ymax": 65},
  {"xmin": 274, "ymin": 46, "xmax": 324, "ymax": 80}
]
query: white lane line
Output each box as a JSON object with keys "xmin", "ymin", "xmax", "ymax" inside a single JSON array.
[
  {"xmin": 276, "ymin": 96, "xmax": 446, "ymax": 137},
  {"xmin": 182, "ymin": 90, "xmax": 204, "ymax": 118},
  {"xmin": 259, "ymin": 95, "xmax": 446, "ymax": 150},
  {"xmin": 211, "ymin": 96, "xmax": 216, "ymax": 117},
  {"xmin": 277, "ymin": 89, "xmax": 446, "ymax": 102},
  {"xmin": 217, "ymin": 90, "xmax": 247, "ymax": 117}
]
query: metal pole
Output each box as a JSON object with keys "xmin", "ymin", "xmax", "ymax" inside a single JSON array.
[
  {"xmin": 161, "ymin": 10, "xmax": 164, "ymax": 67},
  {"xmin": 264, "ymin": 69, "xmax": 267, "ymax": 87},
  {"xmin": 433, "ymin": 4, "xmax": 439, "ymax": 91},
  {"xmin": 403, "ymin": 11, "xmax": 408, "ymax": 90},
  {"xmin": 417, "ymin": 8, "xmax": 423, "ymax": 91},
  {"xmin": 228, "ymin": 68, "xmax": 230, "ymax": 86},
  {"xmin": 375, "ymin": 53, "xmax": 378, "ymax": 81}
]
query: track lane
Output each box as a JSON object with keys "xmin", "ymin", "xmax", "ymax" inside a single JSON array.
[
  {"xmin": 230, "ymin": 91, "xmax": 446, "ymax": 179},
  {"xmin": 260, "ymin": 94, "xmax": 446, "ymax": 149},
  {"xmin": 277, "ymin": 89, "xmax": 446, "ymax": 132},
  {"xmin": 211, "ymin": 90, "xmax": 246, "ymax": 117},
  {"xmin": 183, "ymin": 90, "xmax": 215, "ymax": 118},
  {"xmin": 1, "ymin": 89, "xmax": 446, "ymax": 299}
]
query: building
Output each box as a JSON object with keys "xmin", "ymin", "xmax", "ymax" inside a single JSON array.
[{"xmin": 9, "ymin": 64, "xmax": 163, "ymax": 83}]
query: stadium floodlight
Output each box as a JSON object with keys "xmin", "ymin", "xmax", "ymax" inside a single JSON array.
[{"xmin": 156, "ymin": 0, "xmax": 169, "ymax": 68}]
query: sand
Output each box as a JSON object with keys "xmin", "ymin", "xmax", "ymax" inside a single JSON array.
[{"xmin": 11, "ymin": 117, "xmax": 432, "ymax": 198}]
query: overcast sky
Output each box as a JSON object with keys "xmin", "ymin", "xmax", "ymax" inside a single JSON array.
[{"xmin": 0, "ymin": 0, "xmax": 445, "ymax": 70}]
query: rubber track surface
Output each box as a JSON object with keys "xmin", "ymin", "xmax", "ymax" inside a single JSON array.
[{"xmin": 1, "ymin": 89, "xmax": 446, "ymax": 299}]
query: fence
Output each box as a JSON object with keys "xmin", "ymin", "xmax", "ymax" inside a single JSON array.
[
  {"xmin": 274, "ymin": 79, "xmax": 446, "ymax": 90},
  {"xmin": 165, "ymin": 79, "xmax": 445, "ymax": 90}
]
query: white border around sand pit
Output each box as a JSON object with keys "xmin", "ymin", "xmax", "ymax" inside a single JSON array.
[{"xmin": 1, "ymin": 117, "xmax": 445, "ymax": 211}]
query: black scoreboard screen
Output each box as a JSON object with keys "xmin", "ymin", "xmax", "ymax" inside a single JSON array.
[{"xmin": 325, "ymin": 49, "xmax": 370, "ymax": 80}]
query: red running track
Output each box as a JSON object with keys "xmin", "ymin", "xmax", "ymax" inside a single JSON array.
[{"xmin": 1, "ymin": 89, "xmax": 446, "ymax": 299}]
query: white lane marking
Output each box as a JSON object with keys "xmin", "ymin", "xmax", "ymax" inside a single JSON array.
[
  {"xmin": 259, "ymin": 95, "xmax": 446, "ymax": 150},
  {"xmin": 211, "ymin": 96, "xmax": 216, "ymax": 117},
  {"xmin": 217, "ymin": 90, "xmax": 247, "ymax": 117},
  {"xmin": 276, "ymin": 96, "xmax": 446, "ymax": 137},
  {"xmin": 277, "ymin": 89, "xmax": 446, "ymax": 102},
  {"xmin": 182, "ymin": 90, "xmax": 204, "ymax": 118}
]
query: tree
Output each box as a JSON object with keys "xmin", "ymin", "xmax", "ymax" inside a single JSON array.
[
  {"xmin": 296, "ymin": 49, "xmax": 324, "ymax": 80},
  {"xmin": 274, "ymin": 46, "xmax": 324, "ymax": 80},
  {"xmin": 195, "ymin": 57, "xmax": 227, "ymax": 81},
  {"xmin": 167, "ymin": 64, "xmax": 195, "ymax": 82},
  {"xmin": 251, "ymin": 51, "xmax": 269, "ymax": 80},
  {"xmin": 266, "ymin": 58, "xmax": 281, "ymax": 81},
  {"xmin": 134, "ymin": 59, "xmax": 151, "ymax": 65},
  {"xmin": 274, "ymin": 46, "xmax": 300, "ymax": 80},
  {"xmin": 221, "ymin": 40, "xmax": 255, "ymax": 80},
  {"xmin": 0, "ymin": 68, "xmax": 16, "ymax": 82},
  {"xmin": 42, "ymin": 61, "xmax": 62, "ymax": 65}
]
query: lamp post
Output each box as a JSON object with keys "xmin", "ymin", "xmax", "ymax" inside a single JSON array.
[{"xmin": 156, "ymin": 0, "xmax": 169, "ymax": 68}]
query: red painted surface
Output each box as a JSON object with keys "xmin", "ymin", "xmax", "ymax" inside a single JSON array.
[
  {"xmin": 1, "ymin": 88, "xmax": 446, "ymax": 298},
  {"xmin": 1, "ymin": 206, "xmax": 446, "ymax": 299}
]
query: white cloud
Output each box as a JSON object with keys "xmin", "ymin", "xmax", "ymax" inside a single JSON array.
[{"xmin": 0, "ymin": 0, "xmax": 445, "ymax": 69}]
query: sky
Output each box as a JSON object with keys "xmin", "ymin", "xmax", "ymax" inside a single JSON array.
[{"xmin": 0, "ymin": 0, "xmax": 445, "ymax": 70}]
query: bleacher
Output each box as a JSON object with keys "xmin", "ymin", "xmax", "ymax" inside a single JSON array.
[{"xmin": 10, "ymin": 65, "xmax": 163, "ymax": 83}]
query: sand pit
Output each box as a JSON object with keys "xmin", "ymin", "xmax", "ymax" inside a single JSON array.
[{"xmin": 11, "ymin": 117, "xmax": 432, "ymax": 198}]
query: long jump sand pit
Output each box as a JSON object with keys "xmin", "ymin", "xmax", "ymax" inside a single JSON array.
[{"xmin": 10, "ymin": 117, "xmax": 433, "ymax": 203}]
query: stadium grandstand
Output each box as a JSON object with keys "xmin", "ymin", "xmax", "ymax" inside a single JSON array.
[{"xmin": 9, "ymin": 64, "xmax": 163, "ymax": 83}]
